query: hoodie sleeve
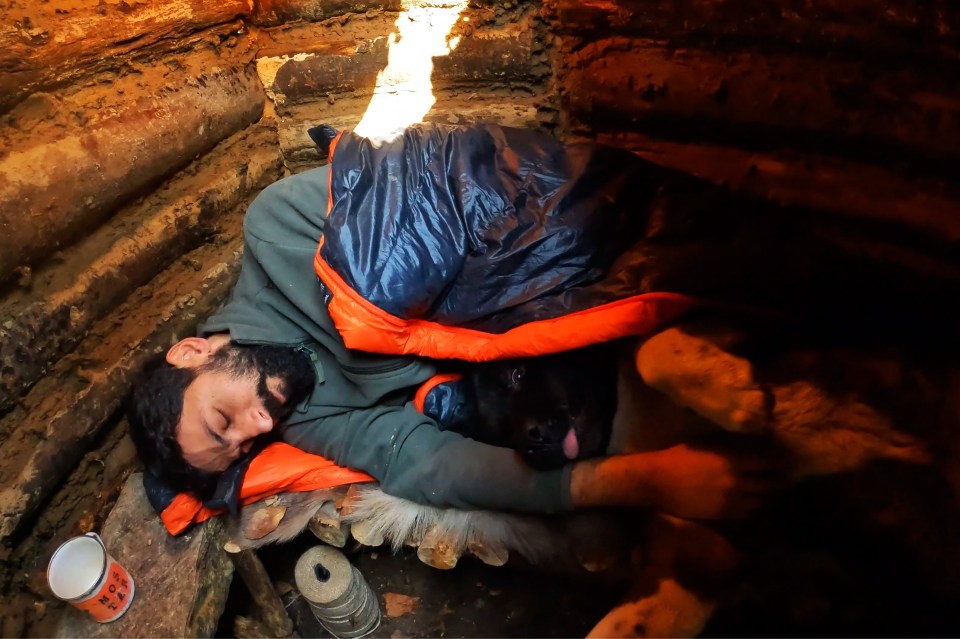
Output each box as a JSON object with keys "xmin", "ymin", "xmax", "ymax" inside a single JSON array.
[
  {"xmin": 206, "ymin": 164, "xmax": 574, "ymax": 514},
  {"xmin": 282, "ymin": 402, "xmax": 574, "ymax": 514}
]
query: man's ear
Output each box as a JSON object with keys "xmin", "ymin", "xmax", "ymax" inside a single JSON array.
[{"xmin": 166, "ymin": 337, "xmax": 215, "ymax": 369}]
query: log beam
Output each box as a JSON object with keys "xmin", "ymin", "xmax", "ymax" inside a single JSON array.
[
  {"xmin": 551, "ymin": 0, "xmax": 960, "ymax": 55},
  {"xmin": 597, "ymin": 132, "xmax": 960, "ymax": 243},
  {"xmin": 0, "ymin": 1, "xmax": 250, "ymax": 110},
  {"xmin": 563, "ymin": 38, "xmax": 960, "ymax": 162},
  {"xmin": 251, "ymin": 0, "xmax": 403, "ymax": 27},
  {"xmin": 277, "ymin": 94, "xmax": 545, "ymax": 172},
  {"xmin": 258, "ymin": 14, "xmax": 544, "ymax": 106},
  {"xmin": 0, "ymin": 55, "xmax": 264, "ymax": 285},
  {"xmin": 308, "ymin": 500, "xmax": 351, "ymax": 548},
  {"xmin": 416, "ymin": 525, "xmax": 462, "ymax": 570},
  {"xmin": 0, "ymin": 124, "xmax": 282, "ymax": 416}
]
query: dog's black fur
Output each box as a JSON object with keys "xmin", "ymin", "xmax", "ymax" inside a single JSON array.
[{"xmin": 451, "ymin": 342, "xmax": 620, "ymax": 470}]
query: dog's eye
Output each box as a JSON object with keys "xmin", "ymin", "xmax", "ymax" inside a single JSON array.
[{"xmin": 508, "ymin": 366, "xmax": 525, "ymax": 388}]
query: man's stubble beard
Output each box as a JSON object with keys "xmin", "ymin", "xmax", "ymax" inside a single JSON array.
[{"xmin": 203, "ymin": 343, "xmax": 317, "ymax": 425}]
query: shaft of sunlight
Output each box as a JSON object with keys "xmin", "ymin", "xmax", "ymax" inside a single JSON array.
[{"xmin": 354, "ymin": 0, "xmax": 469, "ymax": 141}]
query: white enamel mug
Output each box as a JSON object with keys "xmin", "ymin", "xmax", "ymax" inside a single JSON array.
[{"xmin": 47, "ymin": 532, "xmax": 135, "ymax": 623}]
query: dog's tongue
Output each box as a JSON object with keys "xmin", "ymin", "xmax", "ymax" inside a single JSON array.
[{"xmin": 562, "ymin": 428, "xmax": 580, "ymax": 460}]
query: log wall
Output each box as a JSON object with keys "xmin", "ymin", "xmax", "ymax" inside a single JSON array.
[
  {"xmin": 547, "ymin": 0, "xmax": 960, "ymax": 280},
  {"xmin": 0, "ymin": 0, "xmax": 555, "ymax": 635},
  {"xmin": 0, "ymin": 1, "xmax": 251, "ymax": 111},
  {"xmin": 0, "ymin": 0, "xmax": 958, "ymax": 635}
]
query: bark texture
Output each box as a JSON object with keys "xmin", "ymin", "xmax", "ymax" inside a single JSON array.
[
  {"xmin": 0, "ymin": 58, "xmax": 264, "ymax": 284},
  {"xmin": 0, "ymin": 0, "xmax": 251, "ymax": 110}
]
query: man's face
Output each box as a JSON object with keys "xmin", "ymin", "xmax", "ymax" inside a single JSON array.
[
  {"xmin": 177, "ymin": 367, "xmax": 288, "ymax": 472},
  {"xmin": 168, "ymin": 338, "xmax": 316, "ymax": 473}
]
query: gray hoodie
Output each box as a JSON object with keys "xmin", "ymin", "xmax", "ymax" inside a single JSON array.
[{"xmin": 199, "ymin": 165, "xmax": 573, "ymax": 513}]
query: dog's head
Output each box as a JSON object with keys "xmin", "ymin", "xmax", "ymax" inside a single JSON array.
[{"xmin": 464, "ymin": 345, "xmax": 618, "ymax": 470}]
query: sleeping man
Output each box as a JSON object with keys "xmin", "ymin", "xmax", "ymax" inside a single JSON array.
[{"xmin": 127, "ymin": 124, "xmax": 776, "ymax": 526}]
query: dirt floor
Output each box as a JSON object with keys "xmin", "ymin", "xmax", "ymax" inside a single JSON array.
[
  {"xmin": 214, "ymin": 477, "xmax": 960, "ymax": 639},
  {"xmin": 219, "ymin": 533, "xmax": 628, "ymax": 638},
  {"xmin": 221, "ymin": 532, "xmax": 628, "ymax": 638}
]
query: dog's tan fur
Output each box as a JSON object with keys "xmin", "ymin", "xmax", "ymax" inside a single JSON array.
[
  {"xmin": 591, "ymin": 324, "xmax": 950, "ymax": 637},
  {"xmin": 225, "ymin": 321, "xmax": 955, "ymax": 638},
  {"xmin": 635, "ymin": 327, "xmax": 931, "ymax": 476}
]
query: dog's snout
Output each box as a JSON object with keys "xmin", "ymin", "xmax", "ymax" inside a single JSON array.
[
  {"xmin": 524, "ymin": 416, "xmax": 566, "ymax": 444},
  {"xmin": 525, "ymin": 422, "xmax": 546, "ymax": 443}
]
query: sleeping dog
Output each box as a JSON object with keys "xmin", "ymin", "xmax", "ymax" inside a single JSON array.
[{"xmin": 452, "ymin": 342, "xmax": 621, "ymax": 469}]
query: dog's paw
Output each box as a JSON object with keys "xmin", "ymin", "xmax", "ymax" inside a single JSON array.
[
  {"xmin": 723, "ymin": 385, "xmax": 774, "ymax": 433},
  {"xmin": 587, "ymin": 577, "xmax": 716, "ymax": 638},
  {"xmin": 636, "ymin": 328, "xmax": 773, "ymax": 433}
]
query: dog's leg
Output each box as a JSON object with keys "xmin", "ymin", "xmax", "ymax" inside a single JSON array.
[
  {"xmin": 587, "ymin": 578, "xmax": 717, "ymax": 639},
  {"xmin": 635, "ymin": 327, "xmax": 772, "ymax": 433},
  {"xmin": 587, "ymin": 515, "xmax": 738, "ymax": 638},
  {"xmin": 224, "ymin": 488, "xmax": 349, "ymax": 550}
]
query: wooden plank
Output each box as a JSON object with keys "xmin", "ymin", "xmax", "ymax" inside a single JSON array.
[
  {"xmin": 0, "ymin": 57, "xmax": 264, "ymax": 285},
  {"xmin": 0, "ymin": 0, "xmax": 250, "ymax": 110},
  {"xmin": 56, "ymin": 474, "xmax": 233, "ymax": 638},
  {"xmin": 563, "ymin": 38, "xmax": 960, "ymax": 161},
  {"xmin": 550, "ymin": 0, "xmax": 960, "ymax": 54}
]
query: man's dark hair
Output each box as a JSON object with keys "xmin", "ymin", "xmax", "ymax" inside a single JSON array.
[{"xmin": 126, "ymin": 354, "xmax": 221, "ymax": 499}]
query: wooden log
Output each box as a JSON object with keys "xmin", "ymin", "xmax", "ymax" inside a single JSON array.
[
  {"xmin": 277, "ymin": 94, "xmax": 544, "ymax": 171},
  {"xmin": 0, "ymin": 234, "xmax": 247, "ymax": 539},
  {"xmin": 254, "ymin": 16, "xmax": 392, "ymax": 107},
  {"xmin": 563, "ymin": 38, "xmax": 960, "ymax": 162},
  {"xmin": 467, "ymin": 540, "xmax": 509, "ymax": 567},
  {"xmin": 432, "ymin": 16, "xmax": 546, "ymax": 89},
  {"xmin": 636, "ymin": 328, "xmax": 771, "ymax": 434},
  {"xmin": 56, "ymin": 474, "xmax": 234, "ymax": 638},
  {"xmin": 260, "ymin": 14, "xmax": 543, "ymax": 106},
  {"xmin": 349, "ymin": 518, "xmax": 385, "ymax": 548},
  {"xmin": 596, "ymin": 132, "xmax": 960, "ymax": 243},
  {"xmin": 0, "ymin": 60, "xmax": 264, "ymax": 285},
  {"xmin": 0, "ymin": 124, "xmax": 282, "ymax": 415},
  {"xmin": 308, "ymin": 500, "xmax": 351, "ymax": 548},
  {"xmin": 246, "ymin": 505, "xmax": 289, "ymax": 540},
  {"xmin": 0, "ymin": 0, "xmax": 250, "ymax": 110},
  {"xmin": 234, "ymin": 615, "xmax": 274, "ymax": 639},
  {"xmin": 552, "ymin": 0, "xmax": 960, "ymax": 56},
  {"xmin": 416, "ymin": 525, "xmax": 461, "ymax": 570},
  {"xmin": 225, "ymin": 488, "xmax": 349, "ymax": 551},
  {"xmin": 252, "ymin": 0, "xmax": 402, "ymax": 26},
  {"xmin": 339, "ymin": 483, "xmax": 369, "ymax": 517},
  {"xmin": 231, "ymin": 550, "xmax": 294, "ymax": 639}
]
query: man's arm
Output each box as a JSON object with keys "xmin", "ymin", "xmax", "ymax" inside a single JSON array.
[
  {"xmin": 286, "ymin": 401, "xmax": 771, "ymax": 518},
  {"xmin": 284, "ymin": 402, "xmax": 573, "ymax": 514}
]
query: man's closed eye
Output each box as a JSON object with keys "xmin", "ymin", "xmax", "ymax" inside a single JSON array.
[{"xmin": 205, "ymin": 417, "xmax": 228, "ymax": 449}]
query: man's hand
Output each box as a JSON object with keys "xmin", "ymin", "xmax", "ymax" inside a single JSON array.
[{"xmin": 570, "ymin": 444, "xmax": 779, "ymax": 519}]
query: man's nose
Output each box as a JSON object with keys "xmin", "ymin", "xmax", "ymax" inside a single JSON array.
[{"xmin": 239, "ymin": 406, "xmax": 275, "ymax": 438}]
